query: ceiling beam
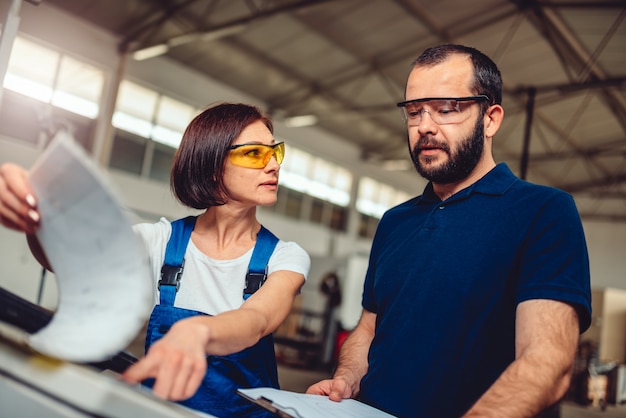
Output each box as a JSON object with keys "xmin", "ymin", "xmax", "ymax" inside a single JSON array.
[
  {"xmin": 121, "ymin": 0, "xmax": 334, "ymax": 53},
  {"xmin": 559, "ymin": 173, "xmax": 626, "ymax": 193}
]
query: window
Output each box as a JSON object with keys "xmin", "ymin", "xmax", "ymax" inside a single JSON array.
[
  {"xmin": 53, "ymin": 55, "xmax": 103, "ymax": 118},
  {"xmin": 1, "ymin": 37, "xmax": 103, "ymax": 150},
  {"xmin": 109, "ymin": 131, "xmax": 146, "ymax": 175},
  {"xmin": 358, "ymin": 213, "xmax": 380, "ymax": 239},
  {"xmin": 330, "ymin": 204, "xmax": 348, "ymax": 232},
  {"xmin": 356, "ymin": 177, "xmax": 411, "ymax": 238},
  {"xmin": 4, "ymin": 36, "xmax": 104, "ymax": 119},
  {"xmin": 149, "ymin": 143, "xmax": 176, "ymax": 182},
  {"xmin": 277, "ymin": 143, "xmax": 352, "ymax": 231},
  {"xmin": 280, "ymin": 147, "xmax": 311, "ymax": 193},
  {"xmin": 112, "ymin": 81, "xmax": 158, "ymax": 138},
  {"xmin": 112, "ymin": 80, "xmax": 196, "ymax": 148},
  {"xmin": 109, "ymin": 80, "xmax": 197, "ymax": 177},
  {"xmin": 5, "ymin": 37, "xmax": 58, "ymax": 102},
  {"xmin": 152, "ymin": 96, "xmax": 195, "ymax": 148},
  {"xmin": 283, "ymin": 188, "xmax": 304, "ymax": 219},
  {"xmin": 310, "ymin": 197, "xmax": 325, "ymax": 224},
  {"xmin": 280, "ymin": 144, "xmax": 352, "ymax": 207},
  {"xmin": 356, "ymin": 177, "xmax": 411, "ymax": 219}
]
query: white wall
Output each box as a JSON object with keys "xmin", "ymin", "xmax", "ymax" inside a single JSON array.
[{"xmin": 583, "ymin": 221, "xmax": 626, "ymax": 290}]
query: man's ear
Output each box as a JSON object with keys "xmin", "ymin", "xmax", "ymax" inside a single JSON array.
[{"xmin": 484, "ymin": 104, "xmax": 504, "ymax": 138}]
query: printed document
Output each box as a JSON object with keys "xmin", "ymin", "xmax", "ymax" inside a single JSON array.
[
  {"xmin": 26, "ymin": 132, "xmax": 152, "ymax": 362},
  {"xmin": 237, "ymin": 387, "xmax": 396, "ymax": 417}
]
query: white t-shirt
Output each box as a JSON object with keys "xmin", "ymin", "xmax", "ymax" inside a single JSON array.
[{"xmin": 133, "ymin": 217, "xmax": 310, "ymax": 315}]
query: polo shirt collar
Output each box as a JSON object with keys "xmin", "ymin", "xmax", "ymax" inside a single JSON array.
[{"xmin": 417, "ymin": 162, "xmax": 517, "ymax": 204}]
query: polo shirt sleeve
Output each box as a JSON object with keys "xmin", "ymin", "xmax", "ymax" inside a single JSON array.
[{"xmin": 515, "ymin": 191, "xmax": 592, "ymax": 332}]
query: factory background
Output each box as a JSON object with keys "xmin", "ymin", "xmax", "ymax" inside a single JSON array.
[{"xmin": 1, "ymin": 1, "xmax": 625, "ymax": 415}]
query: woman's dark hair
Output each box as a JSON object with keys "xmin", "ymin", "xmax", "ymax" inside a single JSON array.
[
  {"xmin": 412, "ymin": 44, "xmax": 503, "ymax": 112},
  {"xmin": 170, "ymin": 102, "xmax": 273, "ymax": 209}
]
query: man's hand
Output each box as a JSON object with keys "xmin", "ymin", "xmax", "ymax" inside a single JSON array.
[
  {"xmin": 306, "ymin": 377, "xmax": 354, "ymax": 402},
  {"xmin": 305, "ymin": 310, "xmax": 376, "ymax": 403}
]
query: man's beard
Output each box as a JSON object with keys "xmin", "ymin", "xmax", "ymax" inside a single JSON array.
[{"xmin": 410, "ymin": 117, "xmax": 485, "ymax": 184}]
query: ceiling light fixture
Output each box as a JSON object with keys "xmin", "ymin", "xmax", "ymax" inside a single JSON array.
[
  {"xmin": 283, "ymin": 114, "xmax": 318, "ymax": 128},
  {"xmin": 132, "ymin": 23, "xmax": 247, "ymax": 61},
  {"xmin": 132, "ymin": 44, "xmax": 169, "ymax": 61}
]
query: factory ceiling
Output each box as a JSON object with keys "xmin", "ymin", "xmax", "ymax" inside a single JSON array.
[{"xmin": 37, "ymin": 0, "xmax": 626, "ymax": 221}]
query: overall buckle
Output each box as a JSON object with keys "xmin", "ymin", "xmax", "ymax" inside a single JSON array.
[
  {"xmin": 243, "ymin": 266, "xmax": 268, "ymax": 297},
  {"xmin": 159, "ymin": 261, "xmax": 184, "ymax": 291}
]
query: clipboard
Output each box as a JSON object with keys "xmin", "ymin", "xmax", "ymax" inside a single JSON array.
[
  {"xmin": 236, "ymin": 391, "xmax": 296, "ymax": 417},
  {"xmin": 237, "ymin": 387, "xmax": 397, "ymax": 417}
]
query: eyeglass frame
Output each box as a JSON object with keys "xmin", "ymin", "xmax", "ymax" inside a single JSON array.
[
  {"xmin": 227, "ymin": 141, "xmax": 285, "ymax": 168},
  {"xmin": 396, "ymin": 95, "xmax": 492, "ymax": 124}
]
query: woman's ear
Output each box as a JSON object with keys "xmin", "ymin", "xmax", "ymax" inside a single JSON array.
[{"xmin": 484, "ymin": 104, "xmax": 504, "ymax": 139}]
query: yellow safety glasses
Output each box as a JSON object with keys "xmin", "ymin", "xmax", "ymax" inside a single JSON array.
[{"xmin": 228, "ymin": 142, "xmax": 285, "ymax": 168}]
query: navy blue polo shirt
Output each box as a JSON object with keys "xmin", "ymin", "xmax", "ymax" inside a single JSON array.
[{"xmin": 359, "ymin": 163, "xmax": 591, "ymax": 418}]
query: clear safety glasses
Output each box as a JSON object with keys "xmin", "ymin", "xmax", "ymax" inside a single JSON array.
[
  {"xmin": 396, "ymin": 95, "xmax": 490, "ymax": 126},
  {"xmin": 228, "ymin": 142, "xmax": 285, "ymax": 168}
]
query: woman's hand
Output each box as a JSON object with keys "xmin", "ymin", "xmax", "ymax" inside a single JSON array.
[
  {"xmin": 121, "ymin": 317, "xmax": 211, "ymax": 400},
  {"xmin": 0, "ymin": 163, "xmax": 40, "ymax": 234}
]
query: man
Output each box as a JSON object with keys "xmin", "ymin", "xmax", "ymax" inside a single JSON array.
[{"xmin": 306, "ymin": 44, "xmax": 591, "ymax": 417}]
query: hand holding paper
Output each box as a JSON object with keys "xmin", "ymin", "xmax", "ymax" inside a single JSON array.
[{"xmin": 26, "ymin": 132, "xmax": 152, "ymax": 362}]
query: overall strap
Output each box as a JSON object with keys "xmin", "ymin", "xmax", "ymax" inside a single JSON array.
[
  {"xmin": 243, "ymin": 225, "xmax": 279, "ymax": 300},
  {"xmin": 159, "ymin": 216, "xmax": 197, "ymax": 306}
]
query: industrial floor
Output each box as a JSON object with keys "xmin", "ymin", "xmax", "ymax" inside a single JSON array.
[{"xmin": 276, "ymin": 364, "xmax": 626, "ymax": 418}]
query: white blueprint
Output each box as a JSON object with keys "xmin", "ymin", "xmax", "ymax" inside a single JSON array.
[
  {"xmin": 237, "ymin": 387, "xmax": 396, "ymax": 418},
  {"xmin": 26, "ymin": 132, "xmax": 152, "ymax": 362}
]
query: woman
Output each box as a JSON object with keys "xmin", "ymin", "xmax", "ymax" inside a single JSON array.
[{"xmin": 0, "ymin": 102, "xmax": 310, "ymax": 417}]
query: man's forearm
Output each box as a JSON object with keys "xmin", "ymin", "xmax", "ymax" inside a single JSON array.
[
  {"xmin": 333, "ymin": 311, "xmax": 375, "ymax": 396},
  {"xmin": 463, "ymin": 345, "xmax": 574, "ymax": 417}
]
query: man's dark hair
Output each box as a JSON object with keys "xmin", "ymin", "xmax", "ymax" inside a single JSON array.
[{"xmin": 413, "ymin": 44, "xmax": 503, "ymax": 110}]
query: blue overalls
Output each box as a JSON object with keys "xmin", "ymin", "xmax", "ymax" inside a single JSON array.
[{"xmin": 144, "ymin": 216, "xmax": 279, "ymax": 417}]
